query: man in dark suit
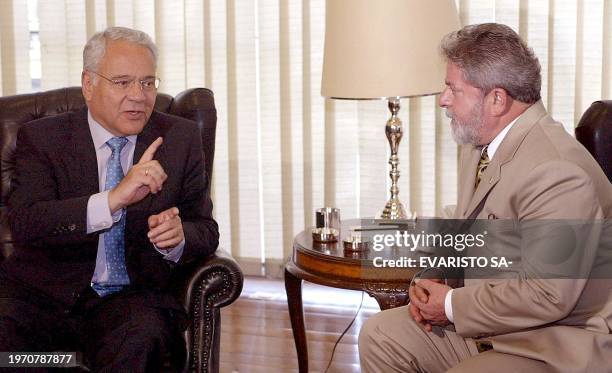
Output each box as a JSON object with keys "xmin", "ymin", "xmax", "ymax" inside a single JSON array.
[{"xmin": 0, "ymin": 26, "xmax": 218, "ymax": 372}]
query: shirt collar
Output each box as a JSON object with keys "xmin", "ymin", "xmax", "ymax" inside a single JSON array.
[
  {"xmin": 486, "ymin": 115, "xmax": 520, "ymax": 159},
  {"xmin": 87, "ymin": 110, "xmax": 137, "ymax": 150}
]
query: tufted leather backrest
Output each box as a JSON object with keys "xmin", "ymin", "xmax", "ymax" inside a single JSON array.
[
  {"xmin": 575, "ymin": 100, "xmax": 612, "ymax": 182},
  {"xmin": 0, "ymin": 87, "xmax": 217, "ymax": 260}
]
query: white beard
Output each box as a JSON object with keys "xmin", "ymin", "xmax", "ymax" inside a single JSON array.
[{"xmin": 447, "ymin": 100, "xmax": 485, "ymax": 145}]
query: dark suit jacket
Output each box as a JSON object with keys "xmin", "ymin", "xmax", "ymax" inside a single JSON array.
[{"xmin": 2, "ymin": 107, "xmax": 219, "ymax": 310}]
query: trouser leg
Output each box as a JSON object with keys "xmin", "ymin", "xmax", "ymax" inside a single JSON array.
[
  {"xmin": 448, "ymin": 350, "xmax": 553, "ymax": 373},
  {"xmin": 0, "ymin": 280, "xmax": 80, "ymax": 373},
  {"xmin": 82, "ymin": 291, "xmax": 186, "ymax": 373},
  {"xmin": 358, "ymin": 304, "xmax": 479, "ymax": 373}
]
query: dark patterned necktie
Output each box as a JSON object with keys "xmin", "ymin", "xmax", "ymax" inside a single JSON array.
[
  {"xmin": 475, "ymin": 145, "xmax": 490, "ymax": 189},
  {"xmin": 92, "ymin": 137, "xmax": 130, "ymax": 297}
]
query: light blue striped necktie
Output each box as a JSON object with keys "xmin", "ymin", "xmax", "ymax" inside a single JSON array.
[{"xmin": 92, "ymin": 137, "xmax": 130, "ymax": 297}]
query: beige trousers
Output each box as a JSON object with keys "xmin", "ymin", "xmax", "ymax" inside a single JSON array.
[{"xmin": 358, "ymin": 305, "xmax": 551, "ymax": 373}]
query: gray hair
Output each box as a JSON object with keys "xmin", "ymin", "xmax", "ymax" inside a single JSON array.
[
  {"xmin": 440, "ymin": 23, "xmax": 541, "ymax": 104},
  {"xmin": 83, "ymin": 26, "xmax": 158, "ymax": 72}
]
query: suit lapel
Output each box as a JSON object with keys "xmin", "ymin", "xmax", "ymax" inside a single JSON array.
[
  {"xmin": 462, "ymin": 101, "xmax": 549, "ymax": 218},
  {"xmin": 70, "ymin": 108, "xmax": 99, "ymax": 195},
  {"xmin": 464, "ymin": 152, "xmax": 502, "ymax": 217},
  {"xmin": 133, "ymin": 114, "xmax": 164, "ymax": 165},
  {"xmin": 457, "ymin": 145, "xmax": 481, "ymax": 218},
  {"xmin": 128, "ymin": 112, "xmax": 167, "ymax": 215}
]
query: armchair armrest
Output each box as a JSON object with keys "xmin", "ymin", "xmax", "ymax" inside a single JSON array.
[{"xmin": 171, "ymin": 249, "xmax": 243, "ymax": 373}]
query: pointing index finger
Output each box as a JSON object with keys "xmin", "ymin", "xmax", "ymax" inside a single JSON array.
[{"xmin": 138, "ymin": 137, "xmax": 163, "ymax": 164}]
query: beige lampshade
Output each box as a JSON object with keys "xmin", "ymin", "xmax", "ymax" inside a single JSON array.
[{"xmin": 321, "ymin": 0, "xmax": 461, "ymax": 99}]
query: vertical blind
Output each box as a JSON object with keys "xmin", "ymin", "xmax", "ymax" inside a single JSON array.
[{"xmin": 1, "ymin": 0, "xmax": 611, "ymax": 276}]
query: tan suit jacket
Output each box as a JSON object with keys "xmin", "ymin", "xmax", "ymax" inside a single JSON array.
[{"xmin": 452, "ymin": 101, "xmax": 612, "ymax": 372}]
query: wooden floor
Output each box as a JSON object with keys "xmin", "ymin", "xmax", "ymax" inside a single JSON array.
[{"xmin": 219, "ymin": 277, "xmax": 380, "ymax": 373}]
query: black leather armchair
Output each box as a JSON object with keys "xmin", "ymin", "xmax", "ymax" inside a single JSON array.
[
  {"xmin": 0, "ymin": 87, "xmax": 243, "ymax": 372},
  {"xmin": 576, "ymin": 100, "xmax": 612, "ymax": 182}
]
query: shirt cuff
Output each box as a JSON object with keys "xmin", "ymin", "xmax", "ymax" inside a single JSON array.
[
  {"xmin": 154, "ymin": 239, "xmax": 186, "ymax": 263},
  {"xmin": 444, "ymin": 288, "xmax": 454, "ymax": 323},
  {"xmin": 87, "ymin": 191, "xmax": 116, "ymax": 233}
]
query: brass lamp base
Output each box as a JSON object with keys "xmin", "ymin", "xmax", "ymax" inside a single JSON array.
[
  {"xmin": 379, "ymin": 98, "xmax": 412, "ymax": 220},
  {"xmin": 380, "ymin": 197, "xmax": 407, "ymax": 219}
]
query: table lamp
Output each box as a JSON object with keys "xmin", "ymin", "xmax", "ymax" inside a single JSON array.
[{"xmin": 321, "ymin": 0, "xmax": 461, "ymax": 219}]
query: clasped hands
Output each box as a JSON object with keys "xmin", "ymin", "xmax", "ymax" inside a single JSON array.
[
  {"xmin": 409, "ymin": 277, "xmax": 452, "ymax": 332},
  {"xmin": 107, "ymin": 137, "xmax": 184, "ymax": 250}
]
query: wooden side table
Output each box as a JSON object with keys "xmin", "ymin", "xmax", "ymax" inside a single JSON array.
[{"xmin": 285, "ymin": 219, "xmax": 419, "ymax": 373}]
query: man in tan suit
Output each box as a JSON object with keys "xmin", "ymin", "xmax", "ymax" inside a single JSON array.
[{"xmin": 359, "ymin": 23, "xmax": 612, "ymax": 372}]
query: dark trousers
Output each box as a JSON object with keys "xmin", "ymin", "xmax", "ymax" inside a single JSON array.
[{"xmin": 0, "ymin": 277, "xmax": 186, "ymax": 372}]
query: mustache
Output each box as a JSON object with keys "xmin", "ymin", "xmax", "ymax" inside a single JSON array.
[{"xmin": 445, "ymin": 110, "xmax": 453, "ymax": 120}]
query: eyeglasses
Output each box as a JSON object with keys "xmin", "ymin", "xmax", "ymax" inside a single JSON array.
[{"xmin": 88, "ymin": 70, "xmax": 160, "ymax": 92}]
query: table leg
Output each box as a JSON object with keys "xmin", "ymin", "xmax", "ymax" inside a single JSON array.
[{"xmin": 285, "ymin": 268, "xmax": 308, "ymax": 373}]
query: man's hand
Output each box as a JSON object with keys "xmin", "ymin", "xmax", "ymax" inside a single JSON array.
[
  {"xmin": 409, "ymin": 278, "xmax": 444, "ymax": 332},
  {"xmin": 109, "ymin": 137, "xmax": 166, "ymax": 213},
  {"xmin": 410, "ymin": 279, "xmax": 452, "ymax": 329},
  {"xmin": 409, "ymin": 279, "xmax": 434, "ymax": 332},
  {"xmin": 147, "ymin": 207, "xmax": 184, "ymax": 250}
]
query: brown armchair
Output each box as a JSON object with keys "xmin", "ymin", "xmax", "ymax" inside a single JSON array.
[
  {"xmin": 576, "ymin": 100, "xmax": 612, "ymax": 182},
  {"xmin": 0, "ymin": 87, "xmax": 243, "ymax": 372}
]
